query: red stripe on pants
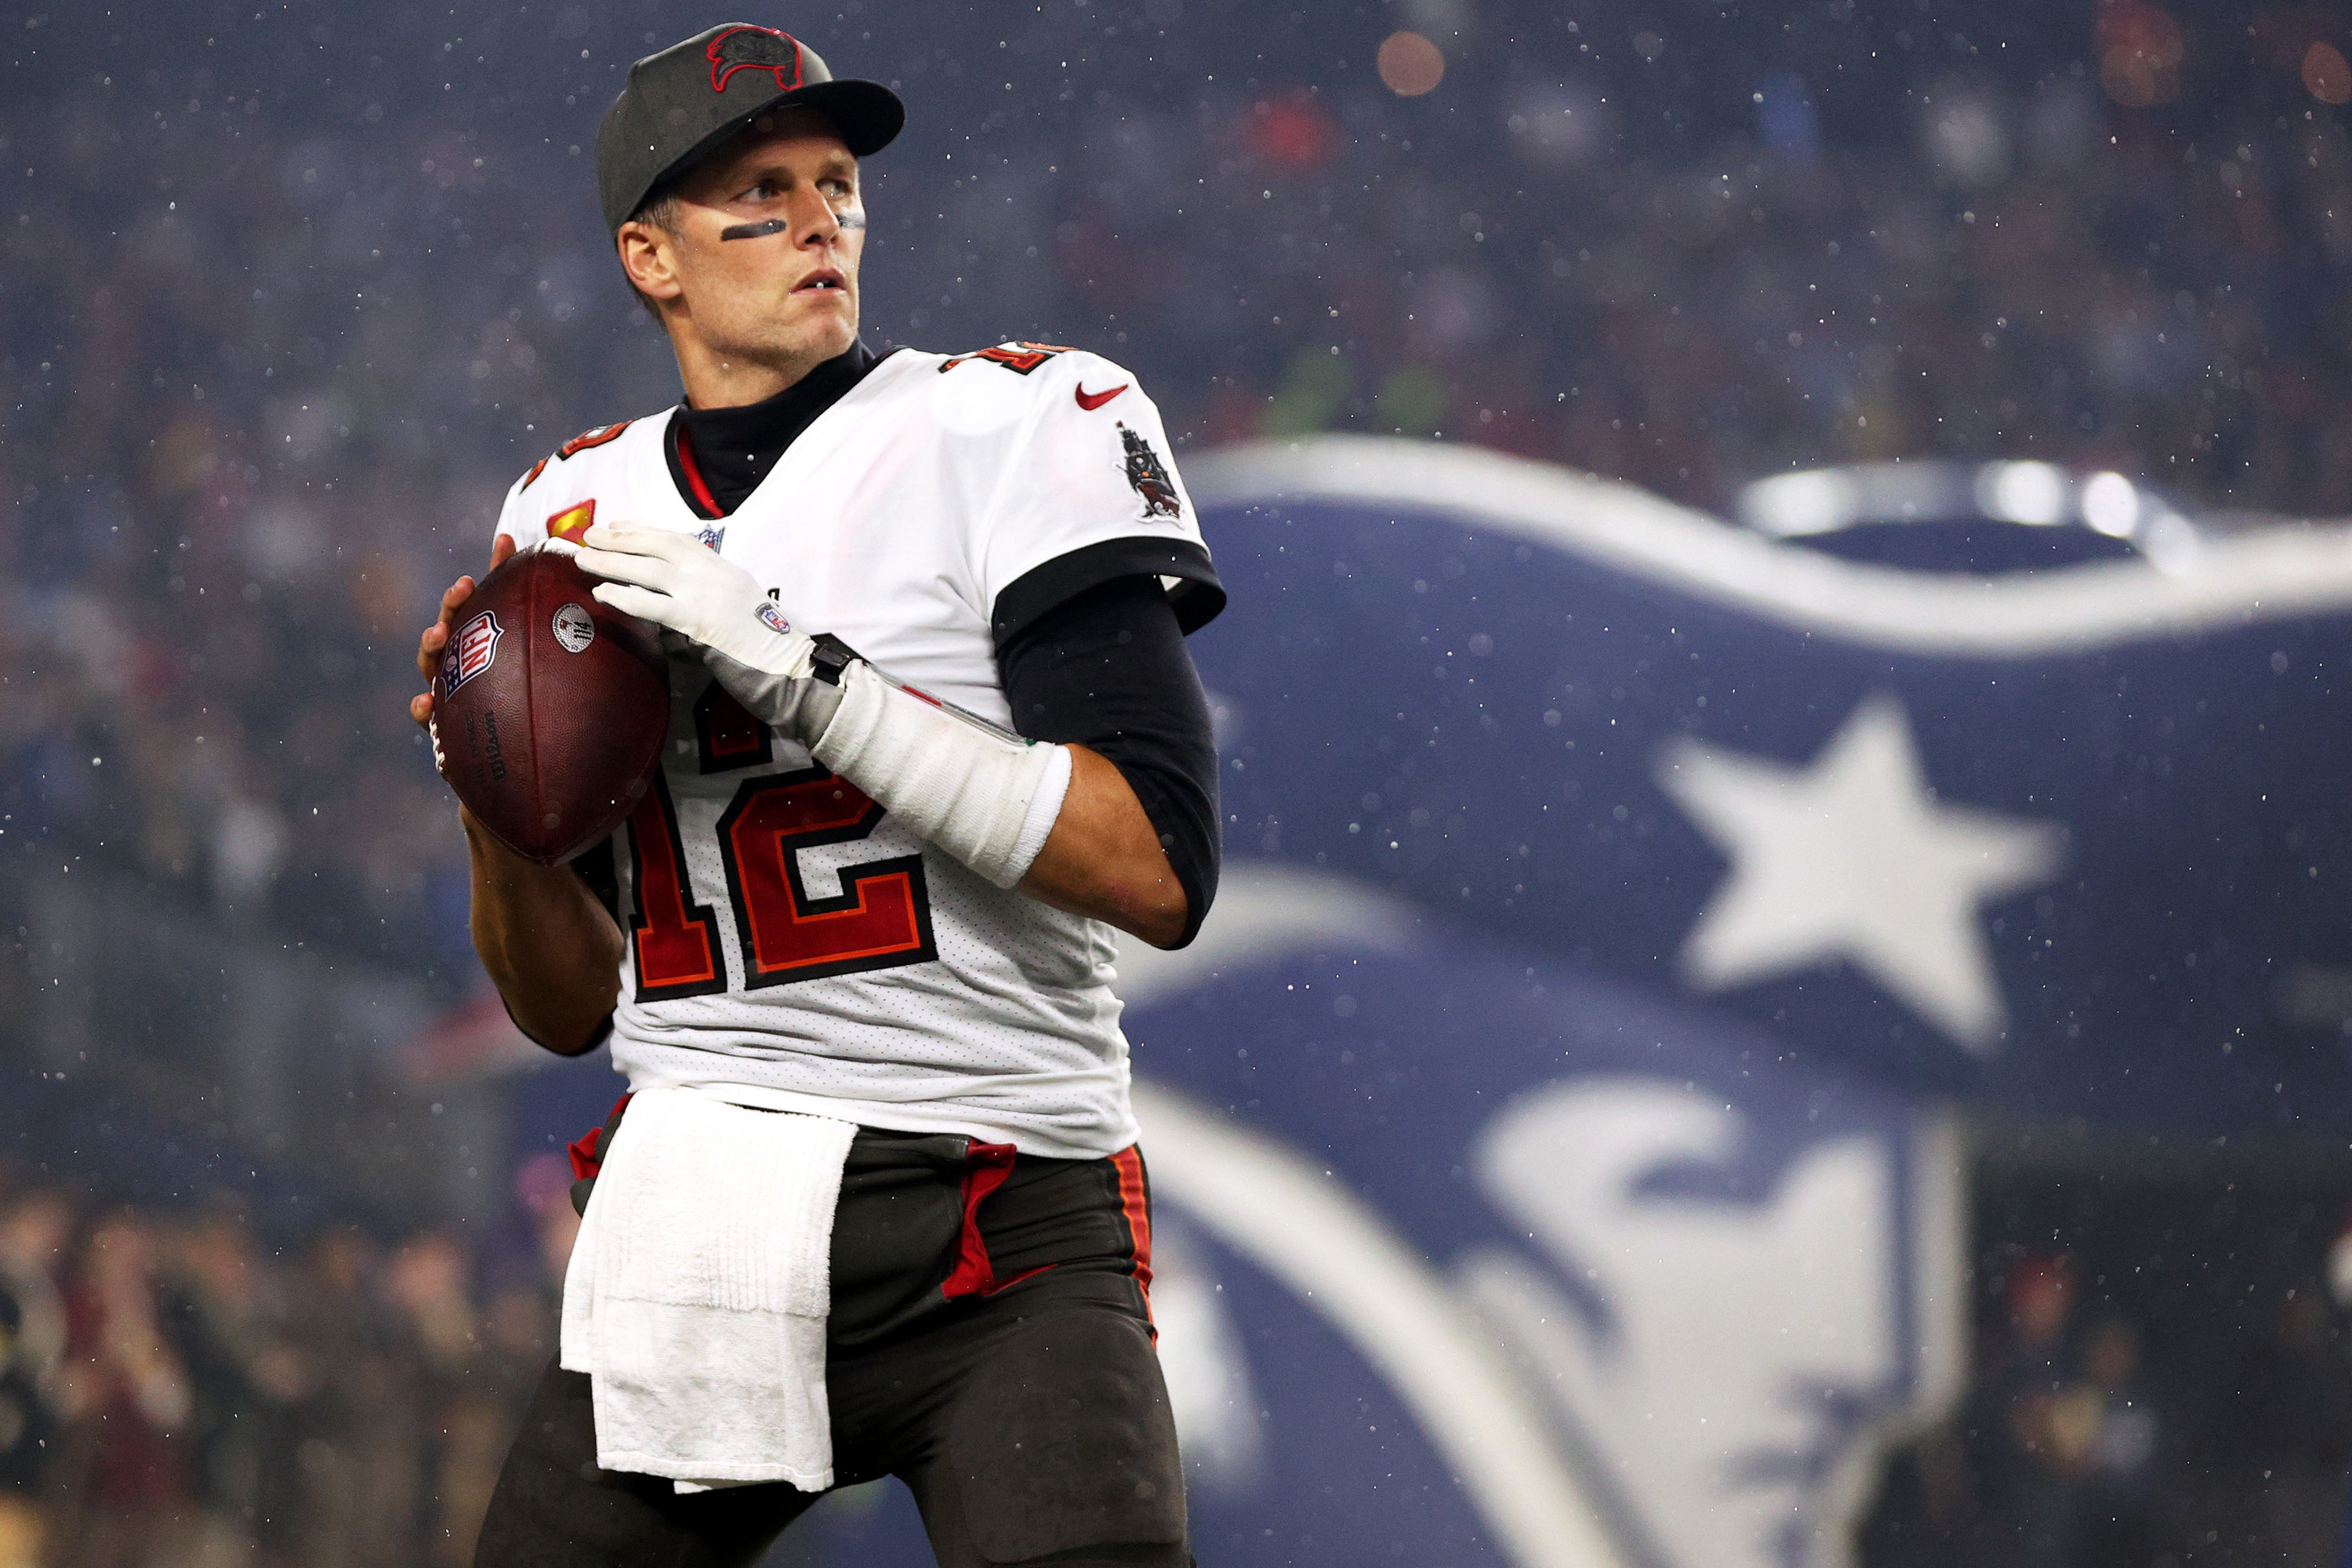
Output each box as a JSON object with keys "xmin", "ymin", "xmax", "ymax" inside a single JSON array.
[
  {"xmin": 1110, "ymin": 1145, "xmax": 1153, "ymax": 1315},
  {"xmin": 942, "ymin": 1141, "xmax": 1019, "ymax": 1298}
]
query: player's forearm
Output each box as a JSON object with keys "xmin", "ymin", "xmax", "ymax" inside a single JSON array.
[
  {"xmin": 808, "ymin": 678, "xmax": 1186, "ymax": 942},
  {"xmin": 462, "ymin": 808, "xmax": 624, "ymax": 1054},
  {"xmin": 1018, "ymin": 746, "xmax": 1187, "ymax": 949}
]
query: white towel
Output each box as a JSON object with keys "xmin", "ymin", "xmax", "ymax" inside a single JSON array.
[{"xmin": 559, "ymin": 1086, "xmax": 857, "ymax": 1493}]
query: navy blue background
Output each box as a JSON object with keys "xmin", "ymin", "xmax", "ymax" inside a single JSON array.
[{"xmin": 1184, "ymin": 497, "xmax": 2352, "ymax": 1137}]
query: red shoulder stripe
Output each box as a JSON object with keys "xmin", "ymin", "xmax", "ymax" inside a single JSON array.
[
  {"xmin": 520, "ymin": 419, "xmax": 632, "ymax": 492},
  {"xmin": 937, "ymin": 342, "xmax": 1076, "ymax": 376},
  {"xmin": 557, "ymin": 420, "xmax": 632, "ymax": 459}
]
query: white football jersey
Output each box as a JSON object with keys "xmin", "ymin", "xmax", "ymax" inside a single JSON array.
[{"xmin": 492, "ymin": 344, "xmax": 1218, "ymax": 1160}]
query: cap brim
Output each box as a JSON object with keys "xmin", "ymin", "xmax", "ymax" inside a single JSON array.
[
  {"xmin": 646, "ymin": 78, "xmax": 903, "ymax": 213},
  {"xmin": 779, "ymin": 79, "xmax": 904, "ymax": 158}
]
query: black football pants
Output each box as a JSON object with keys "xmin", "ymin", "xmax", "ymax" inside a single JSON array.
[{"xmin": 472, "ymin": 1127, "xmax": 1189, "ymax": 1568}]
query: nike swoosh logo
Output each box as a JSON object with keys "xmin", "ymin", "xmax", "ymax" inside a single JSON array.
[{"xmin": 1075, "ymin": 383, "xmax": 1130, "ymax": 412}]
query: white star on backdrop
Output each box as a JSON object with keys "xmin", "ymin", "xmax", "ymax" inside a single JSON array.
[{"xmin": 1653, "ymin": 695, "xmax": 2062, "ymax": 1054}]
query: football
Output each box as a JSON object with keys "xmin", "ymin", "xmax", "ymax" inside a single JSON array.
[{"xmin": 432, "ymin": 545, "xmax": 668, "ymax": 866}]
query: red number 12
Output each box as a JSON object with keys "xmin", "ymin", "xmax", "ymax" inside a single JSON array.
[{"xmin": 624, "ymin": 765, "xmax": 935, "ymax": 1000}]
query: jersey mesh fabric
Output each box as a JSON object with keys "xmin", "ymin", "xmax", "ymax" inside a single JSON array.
[{"xmin": 494, "ymin": 347, "xmax": 1218, "ymax": 1160}]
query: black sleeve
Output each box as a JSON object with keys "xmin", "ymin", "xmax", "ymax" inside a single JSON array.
[
  {"xmin": 996, "ymin": 575, "xmax": 1221, "ymax": 948},
  {"xmin": 991, "ymin": 537, "xmax": 1225, "ymax": 645}
]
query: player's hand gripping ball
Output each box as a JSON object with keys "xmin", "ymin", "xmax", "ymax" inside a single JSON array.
[
  {"xmin": 575, "ymin": 523, "xmax": 818, "ymax": 679},
  {"xmin": 427, "ymin": 546, "xmax": 668, "ymax": 865}
]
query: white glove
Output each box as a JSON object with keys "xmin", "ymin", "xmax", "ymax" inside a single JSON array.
[
  {"xmin": 575, "ymin": 524, "xmax": 813, "ymax": 676},
  {"xmin": 575, "ymin": 524, "xmax": 841, "ymax": 742}
]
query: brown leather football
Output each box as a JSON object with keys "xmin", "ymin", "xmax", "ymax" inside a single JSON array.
[{"xmin": 431, "ymin": 546, "xmax": 668, "ymax": 866}]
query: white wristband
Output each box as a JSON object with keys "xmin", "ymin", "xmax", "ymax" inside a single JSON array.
[
  {"xmin": 1009, "ymin": 742, "xmax": 1073, "ymax": 877},
  {"xmin": 811, "ymin": 662, "xmax": 1069, "ymax": 889}
]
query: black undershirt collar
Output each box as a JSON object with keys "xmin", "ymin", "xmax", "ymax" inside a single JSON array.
[{"xmin": 666, "ymin": 340, "xmax": 884, "ymax": 519}]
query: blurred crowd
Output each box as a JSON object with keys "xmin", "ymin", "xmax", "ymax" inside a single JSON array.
[
  {"xmin": 1093, "ymin": 71, "xmax": 2352, "ymax": 521},
  {"xmin": 18, "ymin": 1178, "xmax": 2352, "ymax": 1568},
  {"xmin": 0, "ymin": 1162, "xmax": 583, "ymax": 1568},
  {"xmin": 1865, "ymin": 1248, "xmax": 2352, "ymax": 1568}
]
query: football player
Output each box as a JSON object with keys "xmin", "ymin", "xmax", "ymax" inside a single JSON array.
[{"xmin": 407, "ymin": 24, "xmax": 1220, "ymax": 1568}]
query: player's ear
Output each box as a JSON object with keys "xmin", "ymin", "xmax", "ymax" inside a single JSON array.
[{"xmin": 616, "ymin": 220, "xmax": 684, "ymax": 307}]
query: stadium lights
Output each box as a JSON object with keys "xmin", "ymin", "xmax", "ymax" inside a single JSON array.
[
  {"xmin": 1977, "ymin": 461, "xmax": 2069, "ymax": 526},
  {"xmin": 1735, "ymin": 460, "xmax": 2205, "ymax": 570},
  {"xmin": 2080, "ymin": 471, "xmax": 2140, "ymax": 537},
  {"xmin": 1739, "ymin": 468, "xmax": 1858, "ymax": 538}
]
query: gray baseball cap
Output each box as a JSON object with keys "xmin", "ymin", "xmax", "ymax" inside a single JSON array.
[{"xmin": 596, "ymin": 24, "xmax": 904, "ymax": 234}]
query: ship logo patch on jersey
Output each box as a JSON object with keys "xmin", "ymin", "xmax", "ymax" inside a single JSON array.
[
  {"xmin": 695, "ymin": 524, "xmax": 727, "ymax": 552},
  {"xmin": 441, "ymin": 610, "xmax": 503, "ymax": 695},
  {"xmin": 755, "ymin": 601, "xmax": 794, "ymax": 637},
  {"xmin": 706, "ymin": 25, "xmax": 804, "ymax": 95},
  {"xmin": 1119, "ymin": 423, "xmax": 1181, "ymax": 519},
  {"xmin": 547, "ymin": 499, "xmax": 595, "ymax": 544}
]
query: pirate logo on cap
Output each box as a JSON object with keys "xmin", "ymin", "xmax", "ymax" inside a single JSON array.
[{"xmin": 706, "ymin": 25, "xmax": 804, "ymax": 94}]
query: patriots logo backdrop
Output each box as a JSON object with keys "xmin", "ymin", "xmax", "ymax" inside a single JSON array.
[
  {"xmin": 636, "ymin": 436, "xmax": 2352, "ymax": 1568},
  {"xmin": 1113, "ymin": 906, "xmax": 1962, "ymax": 1568},
  {"xmin": 1185, "ymin": 436, "xmax": 2352, "ymax": 1134}
]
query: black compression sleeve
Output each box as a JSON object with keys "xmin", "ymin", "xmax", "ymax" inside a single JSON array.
[{"xmin": 996, "ymin": 576, "xmax": 1221, "ymax": 948}]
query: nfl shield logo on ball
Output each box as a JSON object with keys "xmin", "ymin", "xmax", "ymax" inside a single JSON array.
[
  {"xmin": 443, "ymin": 610, "xmax": 503, "ymax": 694},
  {"xmin": 551, "ymin": 602, "xmax": 596, "ymax": 654},
  {"xmin": 755, "ymin": 601, "xmax": 793, "ymax": 637}
]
